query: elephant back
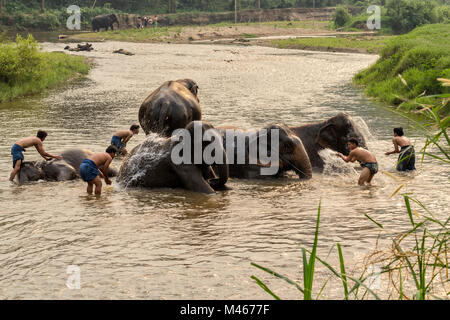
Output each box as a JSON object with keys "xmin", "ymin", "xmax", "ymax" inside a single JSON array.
[{"xmin": 139, "ymin": 79, "xmax": 201, "ymax": 136}]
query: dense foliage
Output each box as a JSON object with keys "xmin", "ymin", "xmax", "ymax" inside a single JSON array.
[
  {"xmin": 0, "ymin": 34, "xmax": 90, "ymax": 102},
  {"xmin": 354, "ymin": 24, "xmax": 450, "ymax": 114}
]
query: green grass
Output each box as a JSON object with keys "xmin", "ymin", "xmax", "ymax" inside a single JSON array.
[
  {"xmin": 72, "ymin": 26, "xmax": 183, "ymax": 42},
  {"xmin": 354, "ymin": 23, "xmax": 450, "ymax": 116},
  {"xmin": 272, "ymin": 35, "xmax": 389, "ymax": 54},
  {"xmin": 0, "ymin": 35, "xmax": 90, "ymax": 103}
]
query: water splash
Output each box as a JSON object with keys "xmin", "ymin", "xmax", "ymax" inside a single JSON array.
[
  {"xmin": 117, "ymin": 133, "xmax": 170, "ymax": 188},
  {"xmin": 353, "ymin": 116, "xmax": 374, "ymax": 142},
  {"xmin": 319, "ymin": 148, "xmax": 358, "ymax": 176}
]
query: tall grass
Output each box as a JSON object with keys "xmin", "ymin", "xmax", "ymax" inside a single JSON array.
[
  {"xmin": 354, "ymin": 24, "xmax": 450, "ymax": 116},
  {"xmin": 0, "ymin": 34, "xmax": 90, "ymax": 103}
]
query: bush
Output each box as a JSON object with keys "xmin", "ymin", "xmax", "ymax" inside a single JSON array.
[
  {"xmin": 0, "ymin": 35, "xmax": 90, "ymax": 102},
  {"xmin": 354, "ymin": 24, "xmax": 450, "ymax": 113},
  {"xmin": 386, "ymin": 0, "xmax": 438, "ymax": 34},
  {"xmin": 333, "ymin": 6, "xmax": 352, "ymax": 28}
]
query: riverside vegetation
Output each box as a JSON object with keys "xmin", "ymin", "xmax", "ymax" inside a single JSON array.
[{"xmin": 0, "ymin": 34, "xmax": 90, "ymax": 102}]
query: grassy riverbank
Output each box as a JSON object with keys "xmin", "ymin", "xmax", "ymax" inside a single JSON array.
[
  {"xmin": 69, "ymin": 20, "xmax": 330, "ymax": 43},
  {"xmin": 271, "ymin": 35, "xmax": 388, "ymax": 54},
  {"xmin": 354, "ymin": 24, "xmax": 450, "ymax": 116},
  {"xmin": 0, "ymin": 35, "xmax": 90, "ymax": 103}
]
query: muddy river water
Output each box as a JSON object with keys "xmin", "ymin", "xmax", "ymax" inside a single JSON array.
[{"xmin": 0, "ymin": 42, "xmax": 448, "ymax": 299}]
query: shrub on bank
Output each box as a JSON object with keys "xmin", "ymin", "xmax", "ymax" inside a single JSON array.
[
  {"xmin": 0, "ymin": 35, "xmax": 90, "ymax": 102},
  {"xmin": 354, "ymin": 24, "xmax": 450, "ymax": 114},
  {"xmin": 333, "ymin": 6, "xmax": 352, "ymax": 28}
]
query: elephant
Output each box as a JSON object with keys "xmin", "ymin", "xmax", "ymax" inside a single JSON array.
[
  {"xmin": 218, "ymin": 124, "xmax": 312, "ymax": 180},
  {"xmin": 117, "ymin": 121, "xmax": 229, "ymax": 194},
  {"xmin": 138, "ymin": 79, "xmax": 201, "ymax": 137},
  {"xmin": 289, "ymin": 113, "xmax": 368, "ymax": 169},
  {"xmin": 18, "ymin": 160, "xmax": 77, "ymax": 183},
  {"xmin": 92, "ymin": 14, "xmax": 119, "ymax": 32},
  {"xmin": 17, "ymin": 148, "xmax": 118, "ymax": 183}
]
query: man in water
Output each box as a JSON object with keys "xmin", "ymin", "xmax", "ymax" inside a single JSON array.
[
  {"xmin": 9, "ymin": 130, "xmax": 62, "ymax": 182},
  {"xmin": 79, "ymin": 145, "xmax": 118, "ymax": 195},
  {"xmin": 110, "ymin": 124, "xmax": 140, "ymax": 156},
  {"xmin": 336, "ymin": 138, "xmax": 378, "ymax": 186},
  {"xmin": 385, "ymin": 127, "xmax": 416, "ymax": 171}
]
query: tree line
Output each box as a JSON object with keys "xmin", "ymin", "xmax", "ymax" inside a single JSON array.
[{"xmin": 6, "ymin": 1, "xmax": 449, "ymax": 14}]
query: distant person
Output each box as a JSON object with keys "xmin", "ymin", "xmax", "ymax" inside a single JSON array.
[
  {"xmin": 110, "ymin": 124, "xmax": 140, "ymax": 155},
  {"xmin": 148, "ymin": 17, "xmax": 153, "ymax": 27},
  {"xmin": 143, "ymin": 16, "xmax": 148, "ymax": 28},
  {"xmin": 153, "ymin": 16, "xmax": 158, "ymax": 28},
  {"xmin": 336, "ymin": 138, "xmax": 378, "ymax": 186},
  {"xmin": 136, "ymin": 17, "xmax": 143, "ymax": 29},
  {"xmin": 385, "ymin": 127, "xmax": 416, "ymax": 171},
  {"xmin": 79, "ymin": 145, "xmax": 118, "ymax": 195},
  {"xmin": 10, "ymin": 130, "xmax": 62, "ymax": 182}
]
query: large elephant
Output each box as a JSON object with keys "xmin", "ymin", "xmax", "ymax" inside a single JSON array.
[
  {"xmin": 138, "ymin": 79, "xmax": 201, "ymax": 137},
  {"xmin": 290, "ymin": 113, "xmax": 368, "ymax": 169},
  {"xmin": 92, "ymin": 14, "xmax": 119, "ymax": 32},
  {"xmin": 218, "ymin": 124, "xmax": 312, "ymax": 180},
  {"xmin": 117, "ymin": 121, "xmax": 229, "ymax": 194},
  {"xmin": 18, "ymin": 148, "xmax": 118, "ymax": 183}
]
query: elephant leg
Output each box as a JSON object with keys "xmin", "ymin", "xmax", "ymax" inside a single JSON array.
[
  {"xmin": 172, "ymin": 163, "xmax": 215, "ymax": 194},
  {"xmin": 111, "ymin": 24, "xmax": 114, "ymax": 31},
  {"xmin": 105, "ymin": 26, "xmax": 109, "ymax": 31}
]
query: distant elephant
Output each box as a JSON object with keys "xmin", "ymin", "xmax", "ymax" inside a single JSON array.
[
  {"xmin": 92, "ymin": 14, "xmax": 119, "ymax": 32},
  {"xmin": 18, "ymin": 148, "xmax": 118, "ymax": 183},
  {"xmin": 139, "ymin": 79, "xmax": 201, "ymax": 137},
  {"xmin": 290, "ymin": 113, "xmax": 368, "ymax": 169},
  {"xmin": 117, "ymin": 121, "xmax": 228, "ymax": 194},
  {"xmin": 218, "ymin": 124, "xmax": 312, "ymax": 179}
]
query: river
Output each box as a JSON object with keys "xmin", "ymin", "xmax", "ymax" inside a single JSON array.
[{"xmin": 0, "ymin": 42, "xmax": 448, "ymax": 299}]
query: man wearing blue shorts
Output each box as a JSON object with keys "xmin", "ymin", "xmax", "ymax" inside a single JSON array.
[
  {"xmin": 80, "ymin": 145, "xmax": 118, "ymax": 195},
  {"xmin": 10, "ymin": 130, "xmax": 62, "ymax": 182},
  {"xmin": 110, "ymin": 124, "xmax": 140, "ymax": 155}
]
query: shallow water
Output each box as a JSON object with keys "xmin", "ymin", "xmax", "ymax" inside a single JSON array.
[{"xmin": 0, "ymin": 42, "xmax": 448, "ymax": 299}]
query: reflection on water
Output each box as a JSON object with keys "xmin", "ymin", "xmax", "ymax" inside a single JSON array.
[{"xmin": 0, "ymin": 42, "xmax": 448, "ymax": 299}]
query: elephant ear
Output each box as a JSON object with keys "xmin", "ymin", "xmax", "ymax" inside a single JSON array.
[{"xmin": 316, "ymin": 123, "xmax": 338, "ymax": 150}]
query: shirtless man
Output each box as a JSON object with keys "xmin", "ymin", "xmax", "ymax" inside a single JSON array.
[
  {"xmin": 110, "ymin": 124, "xmax": 140, "ymax": 156},
  {"xmin": 336, "ymin": 138, "xmax": 378, "ymax": 186},
  {"xmin": 385, "ymin": 127, "xmax": 416, "ymax": 171},
  {"xmin": 79, "ymin": 145, "xmax": 118, "ymax": 195},
  {"xmin": 9, "ymin": 130, "xmax": 62, "ymax": 182}
]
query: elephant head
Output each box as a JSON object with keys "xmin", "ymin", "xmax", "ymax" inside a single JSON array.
[
  {"xmin": 315, "ymin": 113, "xmax": 367, "ymax": 156},
  {"xmin": 139, "ymin": 79, "xmax": 201, "ymax": 136},
  {"xmin": 117, "ymin": 121, "xmax": 228, "ymax": 194},
  {"xmin": 18, "ymin": 160, "xmax": 77, "ymax": 183},
  {"xmin": 257, "ymin": 124, "xmax": 312, "ymax": 179},
  {"xmin": 182, "ymin": 121, "xmax": 228, "ymax": 189},
  {"xmin": 110, "ymin": 14, "xmax": 119, "ymax": 28},
  {"xmin": 18, "ymin": 162, "xmax": 45, "ymax": 183}
]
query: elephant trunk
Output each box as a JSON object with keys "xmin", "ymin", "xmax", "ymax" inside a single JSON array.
[
  {"xmin": 286, "ymin": 142, "xmax": 312, "ymax": 180},
  {"xmin": 207, "ymin": 149, "xmax": 229, "ymax": 190}
]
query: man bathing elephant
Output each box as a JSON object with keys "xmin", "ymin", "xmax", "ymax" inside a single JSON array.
[
  {"xmin": 10, "ymin": 130, "xmax": 62, "ymax": 182},
  {"xmin": 139, "ymin": 79, "xmax": 201, "ymax": 136},
  {"xmin": 289, "ymin": 113, "xmax": 368, "ymax": 169},
  {"xmin": 92, "ymin": 14, "xmax": 119, "ymax": 32},
  {"xmin": 218, "ymin": 124, "xmax": 312, "ymax": 180},
  {"xmin": 117, "ymin": 121, "xmax": 229, "ymax": 194}
]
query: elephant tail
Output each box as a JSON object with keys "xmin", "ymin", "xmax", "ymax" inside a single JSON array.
[{"xmin": 151, "ymin": 100, "xmax": 171, "ymax": 134}]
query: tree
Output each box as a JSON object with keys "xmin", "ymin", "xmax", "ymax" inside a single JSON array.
[
  {"xmin": 41, "ymin": 0, "xmax": 45, "ymax": 12},
  {"xmin": 168, "ymin": 0, "xmax": 176, "ymax": 13}
]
